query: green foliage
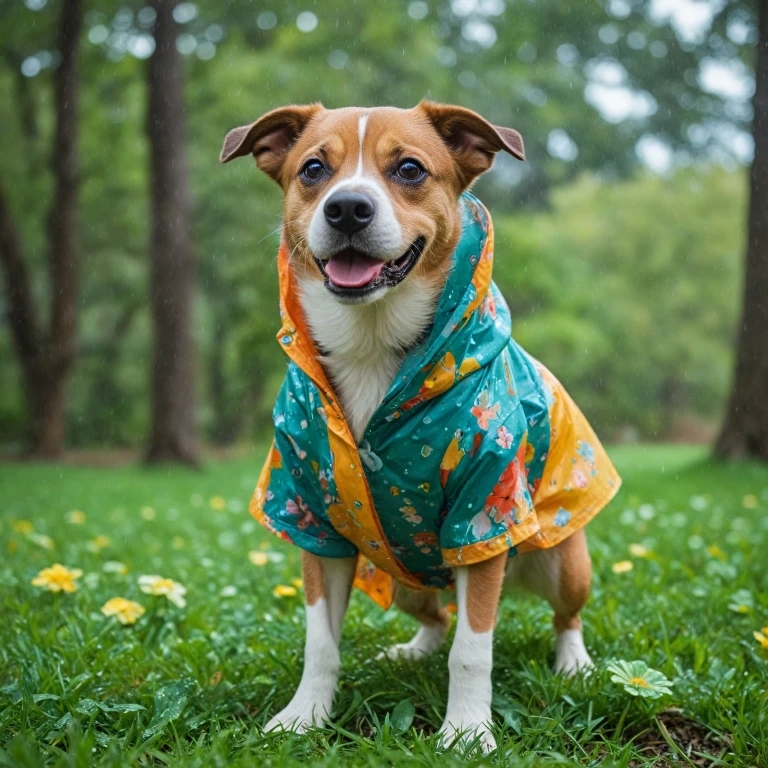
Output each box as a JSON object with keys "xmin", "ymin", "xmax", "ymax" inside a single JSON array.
[
  {"xmin": 0, "ymin": 1, "xmax": 755, "ymax": 448},
  {"xmin": 493, "ymin": 168, "xmax": 744, "ymax": 438},
  {"xmin": 0, "ymin": 445, "xmax": 767, "ymax": 764}
]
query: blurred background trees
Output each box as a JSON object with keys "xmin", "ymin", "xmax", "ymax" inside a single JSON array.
[
  {"xmin": 0, "ymin": 0, "xmax": 762, "ymax": 460},
  {"xmin": 715, "ymin": 0, "xmax": 767, "ymax": 461}
]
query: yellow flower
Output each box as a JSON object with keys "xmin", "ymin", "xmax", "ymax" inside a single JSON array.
[
  {"xmin": 31, "ymin": 563, "xmax": 83, "ymax": 593},
  {"xmin": 259, "ymin": 541, "xmax": 271, "ymax": 551},
  {"xmin": 291, "ymin": 578, "xmax": 303, "ymax": 589},
  {"xmin": 707, "ymin": 545, "xmax": 726, "ymax": 560},
  {"xmin": 172, "ymin": 536, "xmax": 185, "ymax": 549},
  {"xmin": 101, "ymin": 597, "xmax": 145, "ymax": 625},
  {"xmin": 140, "ymin": 506, "xmax": 156, "ymax": 520},
  {"xmin": 742, "ymin": 494, "xmax": 758, "ymax": 509},
  {"xmin": 753, "ymin": 628, "xmax": 768, "ymax": 649},
  {"xmin": 273, "ymin": 584, "xmax": 297, "ymax": 598},
  {"xmin": 209, "ymin": 496, "xmax": 226, "ymax": 511},
  {"xmin": 248, "ymin": 551, "xmax": 269, "ymax": 566},
  {"xmin": 629, "ymin": 544, "xmax": 650, "ymax": 558},
  {"xmin": 67, "ymin": 510, "xmax": 86, "ymax": 525},
  {"xmin": 88, "ymin": 535, "xmax": 111, "ymax": 552},
  {"xmin": 12, "ymin": 520, "xmax": 33, "ymax": 534},
  {"xmin": 138, "ymin": 575, "xmax": 187, "ymax": 608},
  {"xmin": 612, "ymin": 560, "xmax": 634, "ymax": 574}
]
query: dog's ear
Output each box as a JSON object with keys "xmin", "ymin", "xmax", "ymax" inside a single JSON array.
[
  {"xmin": 418, "ymin": 101, "xmax": 524, "ymax": 188},
  {"xmin": 220, "ymin": 104, "xmax": 323, "ymax": 182}
]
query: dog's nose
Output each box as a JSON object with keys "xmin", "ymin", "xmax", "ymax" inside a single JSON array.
[{"xmin": 323, "ymin": 191, "xmax": 375, "ymax": 235}]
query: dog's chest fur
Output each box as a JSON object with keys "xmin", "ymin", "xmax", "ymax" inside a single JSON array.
[{"xmin": 299, "ymin": 277, "xmax": 441, "ymax": 443}]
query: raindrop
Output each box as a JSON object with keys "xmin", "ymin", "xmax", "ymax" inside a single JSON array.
[
  {"xmin": 197, "ymin": 41, "xmax": 216, "ymax": 60},
  {"xmin": 296, "ymin": 11, "xmax": 318, "ymax": 33},
  {"xmin": 176, "ymin": 33, "xmax": 197, "ymax": 55},
  {"xmin": 138, "ymin": 6, "xmax": 156, "ymax": 26},
  {"xmin": 436, "ymin": 46, "xmax": 456, "ymax": 67},
  {"xmin": 556, "ymin": 43, "xmax": 578, "ymax": 67},
  {"xmin": 463, "ymin": 20, "xmax": 496, "ymax": 48},
  {"xmin": 408, "ymin": 1, "xmax": 429, "ymax": 20},
  {"xmin": 517, "ymin": 42, "xmax": 537, "ymax": 62},
  {"xmin": 627, "ymin": 31, "xmax": 646, "ymax": 50},
  {"xmin": 598, "ymin": 24, "xmax": 620, "ymax": 45},
  {"xmin": 128, "ymin": 34, "xmax": 155, "ymax": 60},
  {"xmin": 328, "ymin": 50, "xmax": 348, "ymax": 69},
  {"xmin": 21, "ymin": 57, "xmax": 41, "ymax": 78},
  {"xmin": 257, "ymin": 11, "xmax": 277, "ymax": 30},
  {"xmin": 88, "ymin": 25, "xmax": 109, "ymax": 45},
  {"xmin": 113, "ymin": 8, "xmax": 134, "ymax": 31},
  {"xmin": 206, "ymin": 24, "xmax": 224, "ymax": 42},
  {"xmin": 458, "ymin": 70, "xmax": 477, "ymax": 88},
  {"xmin": 173, "ymin": 2, "xmax": 198, "ymax": 24}
]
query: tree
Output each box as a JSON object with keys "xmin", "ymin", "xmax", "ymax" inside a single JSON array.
[
  {"xmin": 145, "ymin": 0, "xmax": 199, "ymax": 464},
  {"xmin": 716, "ymin": 1, "xmax": 768, "ymax": 460},
  {"xmin": 0, "ymin": 0, "xmax": 82, "ymax": 457}
]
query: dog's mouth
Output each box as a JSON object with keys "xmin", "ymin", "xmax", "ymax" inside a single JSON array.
[{"xmin": 314, "ymin": 237, "xmax": 426, "ymax": 296}]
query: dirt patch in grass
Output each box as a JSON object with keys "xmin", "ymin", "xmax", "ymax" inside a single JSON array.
[{"xmin": 631, "ymin": 709, "xmax": 731, "ymax": 766}]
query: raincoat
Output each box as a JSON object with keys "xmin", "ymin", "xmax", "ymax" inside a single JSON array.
[{"xmin": 250, "ymin": 193, "xmax": 621, "ymax": 609}]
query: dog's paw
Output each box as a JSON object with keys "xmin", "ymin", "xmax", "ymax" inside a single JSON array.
[
  {"xmin": 264, "ymin": 700, "xmax": 329, "ymax": 734},
  {"xmin": 377, "ymin": 642, "xmax": 428, "ymax": 661},
  {"xmin": 437, "ymin": 719, "xmax": 497, "ymax": 753},
  {"xmin": 554, "ymin": 628, "xmax": 595, "ymax": 677},
  {"xmin": 376, "ymin": 625, "xmax": 448, "ymax": 661}
]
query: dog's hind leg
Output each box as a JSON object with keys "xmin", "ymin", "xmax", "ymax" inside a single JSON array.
[
  {"xmin": 264, "ymin": 551, "xmax": 356, "ymax": 733},
  {"xmin": 550, "ymin": 530, "xmax": 594, "ymax": 675},
  {"xmin": 379, "ymin": 586, "xmax": 450, "ymax": 660},
  {"xmin": 506, "ymin": 529, "xmax": 594, "ymax": 676}
]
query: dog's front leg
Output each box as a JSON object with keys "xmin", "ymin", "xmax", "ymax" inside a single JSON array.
[
  {"xmin": 265, "ymin": 551, "xmax": 356, "ymax": 733},
  {"xmin": 438, "ymin": 552, "xmax": 506, "ymax": 752}
]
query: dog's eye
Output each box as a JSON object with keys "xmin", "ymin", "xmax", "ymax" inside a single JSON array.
[
  {"xmin": 300, "ymin": 159, "xmax": 326, "ymax": 182},
  {"xmin": 396, "ymin": 159, "xmax": 426, "ymax": 182}
]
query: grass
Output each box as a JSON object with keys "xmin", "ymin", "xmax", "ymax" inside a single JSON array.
[{"xmin": 1, "ymin": 444, "xmax": 767, "ymax": 767}]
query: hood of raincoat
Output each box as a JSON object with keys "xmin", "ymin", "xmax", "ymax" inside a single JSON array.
[{"xmin": 249, "ymin": 193, "xmax": 621, "ymax": 608}]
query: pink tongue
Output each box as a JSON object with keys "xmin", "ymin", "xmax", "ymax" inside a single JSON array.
[{"xmin": 324, "ymin": 250, "xmax": 385, "ymax": 288}]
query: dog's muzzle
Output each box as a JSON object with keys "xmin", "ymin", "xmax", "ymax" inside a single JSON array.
[{"xmin": 323, "ymin": 191, "xmax": 376, "ymax": 236}]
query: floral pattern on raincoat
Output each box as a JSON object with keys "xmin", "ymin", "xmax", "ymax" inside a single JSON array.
[{"xmin": 249, "ymin": 193, "xmax": 621, "ymax": 609}]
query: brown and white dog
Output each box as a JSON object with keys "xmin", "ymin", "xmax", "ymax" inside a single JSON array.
[{"xmin": 221, "ymin": 103, "xmax": 594, "ymax": 751}]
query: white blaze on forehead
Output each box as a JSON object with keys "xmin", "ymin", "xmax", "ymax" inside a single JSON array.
[
  {"xmin": 307, "ymin": 108, "xmax": 404, "ymax": 261},
  {"xmin": 355, "ymin": 113, "xmax": 369, "ymax": 177}
]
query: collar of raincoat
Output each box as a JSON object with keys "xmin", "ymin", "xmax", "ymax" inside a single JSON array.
[
  {"xmin": 274, "ymin": 191, "xmax": 508, "ymax": 435},
  {"xmin": 272, "ymin": 192, "xmax": 511, "ymax": 605}
]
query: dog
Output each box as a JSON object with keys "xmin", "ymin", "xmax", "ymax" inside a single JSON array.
[{"xmin": 220, "ymin": 102, "xmax": 621, "ymax": 751}]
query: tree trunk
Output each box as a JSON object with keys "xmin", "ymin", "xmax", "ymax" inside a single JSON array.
[
  {"xmin": 145, "ymin": 0, "xmax": 199, "ymax": 465},
  {"xmin": 715, "ymin": 2, "xmax": 768, "ymax": 461},
  {"xmin": 0, "ymin": 182, "xmax": 45, "ymax": 441},
  {"xmin": 0, "ymin": 0, "xmax": 82, "ymax": 458},
  {"xmin": 34, "ymin": 0, "xmax": 83, "ymax": 457}
]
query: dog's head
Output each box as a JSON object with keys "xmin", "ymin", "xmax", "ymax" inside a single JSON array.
[{"xmin": 221, "ymin": 102, "xmax": 524, "ymax": 305}]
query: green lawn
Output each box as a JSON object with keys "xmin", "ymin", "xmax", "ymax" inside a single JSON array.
[{"xmin": 1, "ymin": 445, "xmax": 767, "ymax": 767}]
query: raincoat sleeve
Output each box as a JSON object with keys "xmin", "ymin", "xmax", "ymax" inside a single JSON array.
[
  {"xmin": 439, "ymin": 400, "xmax": 541, "ymax": 567},
  {"xmin": 249, "ymin": 371, "xmax": 358, "ymax": 559}
]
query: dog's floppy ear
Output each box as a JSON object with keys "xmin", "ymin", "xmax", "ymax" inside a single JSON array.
[
  {"xmin": 220, "ymin": 104, "xmax": 323, "ymax": 182},
  {"xmin": 418, "ymin": 101, "xmax": 524, "ymax": 188}
]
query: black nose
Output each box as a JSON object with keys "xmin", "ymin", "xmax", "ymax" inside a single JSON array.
[{"xmin": 323, "ymin": 191, "xmax": 375, "ymax": 235}]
